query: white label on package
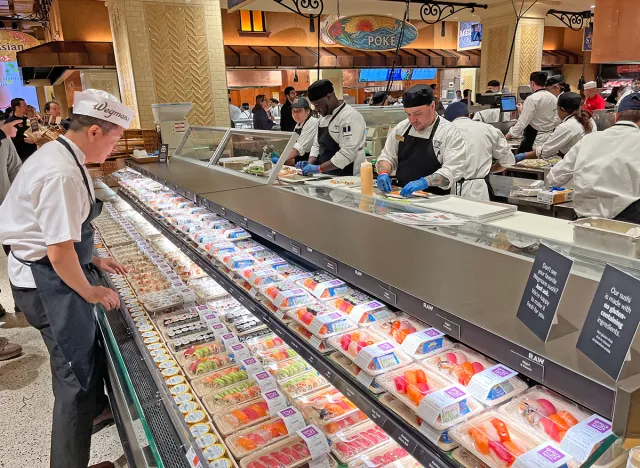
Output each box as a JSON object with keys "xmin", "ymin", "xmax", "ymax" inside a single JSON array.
[
  {"xmin": 513, "ymin": 443, "xmax": 572, "ymax": 468},
  {"xmin": 348, "ymin": 300, "xmax": 385, "ymax": 324},
  {"xmin": 278, "ymin": 406, "xmax": 306, "ymax": 434},
  {"xmin": 312, "ymin": 279, "xmax": 346, "ymax": 298},
  {"xmin": 560, "ymin": 415, "xmax": 612, "ymax": 463},
  {"xmin": 356, "ymin": 370, "xmax": 375, "ymax": 387},
  {"xmin": 241, "ymin": 357, "xmax": 264, "ymax": 377},
  {"xmin": 202, "ymin": 312, "xmax": 220, "ymax": 325},
  {"xmin": 262, "ymin": 389, "xmax": 287, "ymax": 414},
  {"xmin": 192, "ymin": 305, "xmax": 213, "ymax": 321},
  {"xmin": 419, "ymin": 421, "xmax": 442, "ymax": 445},
  {"xmin": 185, "ymin": 446, "xmax": 203, "ymax": 468},
  {"xmin": 221, "ymin": 333, "xmax": 240, "ymax": 348},
  {"xmin": 308, "ymin": 312, "xmax": 345, "ymax": 336},
  {"xmin": 353, "ymin": 341, "xmax": 398, "ymax": 370},
  {"xmin": 308, "ymin": 456, "xmax": 331, "ymax": 468},
  {"xmin": 297, "ymin": 425, "xmax": 330, "ymax": 460},
  {"xmin": 254, "ymin": 371, "xmax": 277, "ymax": 392},
  {"xmin": 467, "ymin": 364, "xmax": 518, "ymax": 402},
  {"xmin": 400, "ymin": 328, "xmax": 445, "ymax": 355},
  {"xmin": 417, "ymin": 385, "xmax": 468, "ymax": 425},
  {"xmin": 230, "ymin": 343, "xmax": 251, "ymax": 361},
  {"xmin": 210, "ymin": 323, "xmax": 228, "ymax": 338}
]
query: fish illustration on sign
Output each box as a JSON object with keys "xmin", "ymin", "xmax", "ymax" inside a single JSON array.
[{"xmin": 327, "ymin": 15, "xmax": 418, "ymax": 51}]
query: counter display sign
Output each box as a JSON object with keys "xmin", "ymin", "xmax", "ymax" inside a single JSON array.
[
  {"xmin": 577, "ymin": 265, "xmax": 640, "ymax": 380},
  {"xmin": 517, "ymin": 244, "xmax": 573, "ymax": 341},
  {"xmin": 326, "ymin": 15, "xmax": 418, "ymax": 51},
  {"xmin": 159, "ymin": 144, "xmax": 169, "ymax": 163}
]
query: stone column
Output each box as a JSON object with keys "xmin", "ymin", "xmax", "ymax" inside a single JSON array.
[
  {"xmin": 105, "ymin": 0, "xmax": 230, "ymax": 129},
  {"xmin": 480, "ymin": 16, "xmax": 545, "ymax": 93}
]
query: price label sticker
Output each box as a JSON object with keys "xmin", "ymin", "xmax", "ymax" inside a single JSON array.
[
  {"xmin": 202, "ymin": 312, "xmax": 220, "ymax": 325},
  {"xmin": 210, "ymin": 323, "xmax": 228, "ymax": 338},
  {"xmin": 221, "ymin": 332, "xmax": 239, "ymax": 348},
  {"xmin": 466, "ymin": 364, "xmax": 518, "ymax": 403},
  {"xmin": 185, "ymin": 446, "xmax": 203, "ymax": 468},
  {"xmin": 230, "ymin": 343, "xmax": 251, "ymax": 361},
  {"xmin": 262, "ymin": 389, "xmax": 287, "ymax": 415},
  {"xmin": 400, "ymin": 328, "xmax": 445, "ymax": 356},
  {"xmin": 241, "ymin": 357, "xmax": 264, "ymax": 377},
  {"xmin": 297, "ymin": 425, "xmax": 330, "ymax": 460},
  {"xmin": 308, "ymin": 311, "xmax": 345, "ymax": 336},
  {"xmin": 417, "ymin": 385, "xmax": 469, "ymax": 426},
  {"xmin": 254, "ymin": 371, "xmax": 277, "ymax": 392},
  {"xmin": 513, "ymin": 443, "xmax": 572, "ymax": 468},
  {"xmin": 308, "ymin": 457, "xmax": 331, "ymax": 468},
  {"xmin": 559, "ymin": 415, "xmax": 612, "ymax": 463},
  {"xmin": 278, "ymin": 406, "xmax": 306, "ymax": 434},
  {"xmin": 348, "ymin": 300, "xmax": 385, "ymax": 324},
  {"xmin": 353, "ymin": 341, "xmax": 399, "ymax": 370}
]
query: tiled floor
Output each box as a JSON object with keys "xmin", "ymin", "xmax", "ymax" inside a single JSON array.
[{"xmin": 0, "ymin": 253, "xmax": 126, "ymax": 467}]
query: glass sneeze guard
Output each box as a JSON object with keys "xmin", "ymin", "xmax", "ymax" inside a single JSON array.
[{"xmin": 172, "ymin": 126, "xmax": 230, "ymax": 166}]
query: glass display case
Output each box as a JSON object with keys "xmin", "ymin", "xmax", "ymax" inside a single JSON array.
[{"xmin": 173, "ymin": 126, "xmax": 229, "ymax": 166}]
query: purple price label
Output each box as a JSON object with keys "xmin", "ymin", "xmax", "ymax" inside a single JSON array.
[
  {"xmin": 328, "ymin": 279, "xmax": 343, "ymax": 286},
  {"xmin": 264, "ymin": 390, "xmax": 279, "ymax": 399},
  {"xmin": 424, "ymin": 328, "xmax": 442, "ymax": 337},
  {"xmin": 587, "ymin": 418, "xmax": 612, "ymax": 433},
  {"xmin": 256, "ymin": 372, "xmax": 270, "ymax": 380},
  {"xmin": 243, "ymin": 357, "xmax": 257, "ymax": 365},
  {"xmin": 280, "ymin": 408, "xmax": 296, "ymax": 417},
  {"xmin": 368, "ymin": 301, "xmax": 382, "ymax": 308},
  {"xmin": 231, "ymin": 344, "xmax": 244, "ymax": 351},
  {"xmin": 329, "ymin": 312, "xmax": 342, "ymax": 319},
  {"xmin": 212, "ymin": 324, "xmax": 224, "ymax": 329},
  {"xmin": 378, "ymin": 342, "xmax": 395, "ymax": 351},
  {"xmin": 197, "ymin": 305, "xmax": 208, "ymax": 310},
  {"xmin": 222, "ymin": 333, "xmax": 234, "ymax": 340},
  {"xmin": 301, "ymin": 426, "xmax": 318, "ymax": 438},
  {"xmin": 538, "ymin": 445, "xmax": 565, "ymax": 463},
  {"xmin": 444, "ymin": 387, "xmax": 467, "ymax": 399},
  {"xmin": 491, "ymin": 366, "xmax": 514, "ymax": 378}
]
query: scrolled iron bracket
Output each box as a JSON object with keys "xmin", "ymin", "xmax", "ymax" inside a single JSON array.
[
  {"xmin": 546, "ymin": 9, "xmax": 594, "ymax": 31},
  {"xmin": 272, "ymin": 0, "xmax": 324, "ymax": 19},
  {"xmin": 419, "ymin": 1, "xmax": 488, "ymax": 24}
]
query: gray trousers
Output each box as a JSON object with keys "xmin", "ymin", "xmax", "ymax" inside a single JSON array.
[{"xmin": 12, "ymin": 286, "xmax": 108, "ymax": 468}]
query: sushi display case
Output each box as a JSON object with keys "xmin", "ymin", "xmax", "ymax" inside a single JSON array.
[{"xmin": 96, "ymin": 157, "xmax": 640, "ymax": 468}]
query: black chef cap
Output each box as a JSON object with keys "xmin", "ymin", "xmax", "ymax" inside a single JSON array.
[
  {"xmin": 403, "ymin": 85, "xmax": 434, "ymax": 108},
  {"xmin": 308, "ymin": 79, "xmax": 334, "ymax": 102},
  {"xmin": 557, "ymin": 92, "xmax": 582, "ymax": 112},
  {"xmin": 546, "ymin": 75, "xmax": 564, "ymax": 87},
  {"xmin": 371, "ymin": 91, "xmax": 388, "ymax": 105}
]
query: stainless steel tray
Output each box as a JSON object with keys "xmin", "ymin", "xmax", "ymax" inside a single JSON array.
[{"xmin": 572, "ymin": 217, "xmax": 640, "ymax": 258}]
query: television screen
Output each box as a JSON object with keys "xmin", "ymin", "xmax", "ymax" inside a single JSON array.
[{"xmin": 411, "ymin": 68, "xmax": 437, "ymax": 80}]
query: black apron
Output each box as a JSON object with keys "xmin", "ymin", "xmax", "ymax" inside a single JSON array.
[
  {"xmin": 517, "ymin": 89, "xmax": 545, "ymax": 153},
  {"xmin": 293, "ymin": 115, "xmax": 312, "ymax": 164},
  {"xmin": 395, "ymin": 117, "xmax": 450, "ymax": 196},
  {"xmin": 317, "ymin": 103, "xmax": 353, "ymax": 176},
  {"xmin": 614, "ymin": 200, "xmax": 640, "ymax": 224},
  {"xmin": 457, "ymin": 174, "xmax": 496, "ymax": 201},
  {"xmin": 13, "ymin": 137, "xmax": 103, "ymax": 391}
]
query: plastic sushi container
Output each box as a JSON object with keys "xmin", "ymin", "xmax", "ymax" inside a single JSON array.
[
  {"xmin": 327, "ymin": 351, "xmax": 384, "ymax": 395},
  {"xmin": 202, "ymin": 380, "xmax": 262, "ymax": 416},
  {"xmin": 219, "ymin": 227, "xmax": 251, "ymax": 241},
  {"xmin": 286, "ymin": 323, "xmax": 331, "ymax": 353},
  {"xmin": 327, "ymin": 329, "xmax": 411, "ymax": 376},
  {"xmin": 498, "ymin": 386, "xmax": 628, "ymax": 467},
  {"xmin": 451, "ymin": 447, "xmax": 491, "ymax": 468},
  {"xmin": 226, "ymin": 416, "xmax": 291, "ymax": 459},
  {"xmin": 260, "ymin": 281, "xmax": 315, "ymax": 312},
  {"xmin": 424, "ymin": 344, "xmax": 528, "ymax": 407},
  {"xmin": 175, "ymin": 341, "xmax": 226, "ymax": 366},
  {"xmin": 376, "ymin": 363, "xmax": 482, "ymax": 431},
  {"xmin": 241, "ymin": 266, "xmax": 284, "ymax": 288},
  {"xmin": 327, "ymin": 292, "xmax": 395, "ymax": 326},
  {"xmin": 255, "ymin": 347, "xmax": 299, "ymax": 366},
  {"xmin": 218, "ymin": 253, "xmax": 259, "ymax": 272},
  {"xmin": 292, "ymin": 387, "xmax": 369, "ymax": 436},
  {"xmin": 240, "ymin": 435, "xmax": 338, "ymax": 468},
  {"xmin": 264, "ymin": 358, "xmax": 311, "ymax": 382},
  {"xmin": 184, "ymin": 352, "xmax": 236, "ymax": 380},
  {"xmin": 204, "ymin": 241, "xmax": 238, "ymax": 257},
  {"xmin": 345, "ymin": 443, "xmax": 414, "ymax": 468},
  {"xmin": 191, "ymin": 366, "xmax": 250, "ymax": 397},
  {"xmin": 372, "ymin": 317, "xmax": 453, "ymax": 360},
  {"xmin": 213, "ymin": 397, "xmax": 272, "ymax": 436},
  {"xmin": 278, "ymin": 370, "xmax": 329, "ymax": 400},
  {"xmin": 296, "ymin": 272, "xmax": 352, "ymax": 300},
  {"xmin": 260, "ymin": 256, "xmax": 291, "ymax": 274},
  {"xmin": 329, "ymin": 421, "xmax": 392, "ymax": 464},
  {"xmin": 290, "ymin": 305, "xmax": 356, "ymax": 339}
]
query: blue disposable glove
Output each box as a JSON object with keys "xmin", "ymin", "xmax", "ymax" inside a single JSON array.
[
  {"xmin": 515, "ymin": 153, "xmax": 526, "ymax": 163},
  {"xmin": 400, "ymin": 178, "xmax": 429, "ymax": 198},
  {"xmin": 295, "ymin": 161, "xmax": 308, "ymax": 170},
  {"xmin": 376, "ymin": 173, "xmax": 392, "ymax": 193},
  {"xmin": 302, "ymin": 164, "xmax": 320, "ymax": 176},
  {"xmin": 271, "ymin": 155, "xmax": 280, "ymax": 164},
  {"xmin": 551, "ymin": 186, "xmax": 565, "ymax": 191}
]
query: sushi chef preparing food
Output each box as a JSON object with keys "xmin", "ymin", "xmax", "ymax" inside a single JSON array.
[
  {"xmin": 0, "ymin": 89, "xmax": 133, "ymax": 468},
  {"xmin": 277, "ymin": 96, "xmax": 318, "ymax": 166},
  {"xmin": 546, "ymin": 93, "xmax": 640, "ymax": 222},
  {"xmin": 297, "ymin": 79, "xmax": 366, "ymax": 176},
  {"xmin": 375, "ymin": 84, "xmax": 466, "ymax": 197}
]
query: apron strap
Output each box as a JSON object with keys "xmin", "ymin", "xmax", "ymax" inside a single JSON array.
[
  {"xmin": 56, "ymin": 137, "xmax": 94, "ymax": 207},
  {"xmin": 328, "ymin": 102, "xmax": 347, "ymax": 127}
]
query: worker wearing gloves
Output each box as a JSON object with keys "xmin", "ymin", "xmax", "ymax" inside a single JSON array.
[
  {"xmin": 298, "ymin": 79, "xmax": 366, "ymax": 176},
  {"xmin": 506, "ymin": 71, "xmax": 558, "ymax": 153},
  {"xmin": 515, "ymin": 92, "xmax": 596, "ymax": 162},
  {"xmin": 276, "ymin": 97, "xmax": 318, "ymax": 166},
  {"xmin": 546, "ymin": 93, "xmax": 640, "ymax": 222},
  {"xmin": 376, "ymin": 84, "xmax": 466, "ymax": 197},
  {"xmin": 444, "ymin": 102, "xmax": 515, "ymax": 201}
]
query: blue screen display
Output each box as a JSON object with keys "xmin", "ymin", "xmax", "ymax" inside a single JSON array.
[
  {"xmin": 411, "ymin": 68, "xmax": 437, "ymax": 80},
  {"xmin": 358, "ymin": 68, "xmax": 412, "ymax": 82}
]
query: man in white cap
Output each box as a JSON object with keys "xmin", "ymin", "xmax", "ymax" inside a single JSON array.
[
  {"xmin": 0, "ymin": 89, "xmax": 133, "ymax": 468},
  {"xmin": 582, "ymin": 81, "xmax": 606, "ymax": 113}
]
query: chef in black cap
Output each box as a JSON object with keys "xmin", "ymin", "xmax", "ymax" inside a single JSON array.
[
  {"xmin": 298, "ymin": 79, "xmax": 366, "ymax": 176},
  {"xmin": 370, "ymin": 91, "xmax": 390, "ymax": 107},
  {"xmin": 277, "ymin": 96, "xmax": 318, "ymax": 166},
  {"xmin": 376, "ymin": 84, "xmax": 466, "ymax": 197},
  {"xmin": 546, "ymin": 75, "xmax": 565, "ymax": 98}
]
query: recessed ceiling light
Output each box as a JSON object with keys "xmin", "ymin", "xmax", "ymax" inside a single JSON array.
[{"xmin": 590, "ymin": 5, "xmax": 595, "ymax": 7}]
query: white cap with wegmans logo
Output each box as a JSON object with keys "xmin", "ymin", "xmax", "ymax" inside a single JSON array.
[{"xmin": 72, "ymin": 89, "xmax": 135, "ymax": 129}]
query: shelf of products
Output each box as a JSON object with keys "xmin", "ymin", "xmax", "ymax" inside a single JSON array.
[{"xmin": 93, "ymin": 166, "xmax": 632, "ymax": 468}]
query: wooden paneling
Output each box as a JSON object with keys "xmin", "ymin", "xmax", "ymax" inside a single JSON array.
[{"xmin": 592, "ymin": 0, "xmax": 640, "ymax": 63}]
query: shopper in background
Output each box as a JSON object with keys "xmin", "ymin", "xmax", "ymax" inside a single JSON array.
[
  {"xmin": 269, "ymin": 98, "xmax": 281, "ymax": 119},
  {"xmin": 44, "ymin": 100, "xmax": 62, "ymax": 125},
  {"xmin": 376, "ymin": 84, "xmax": 466, "ymax": 197},
  {"xmin": 370, "ymin": 91, "xmax": 390, "ymax": 107},
  {"xmin": 546, "ymin": 75, "xmax": 565, "ymax": 99},
  {"xmin": 486, "ymin": 80, "xmax": 501, "ymax": 93},
  {"xmin": 277, "ymin": 97, "xmax": 318, "ymax": 166},
  {"xmin": 582, "ymin": 81, "xmax": 606, "ymax": 113},
  {"xmin": 280, "ymin": 86, "xmax": 297, "ymax": 132},
  {"xmin": 506, "ymin": 71, "xmax": 558, "ymax": 153},
  {"xmin": 252, "ymin": 95, "xmax": 274, "ymax": 131},
  {"xmin": 547, "ymin": 93, "xmax": 640, "ymax": 222},
  {"xmin": 444, "ymin": 101, "xmax": 514, "ymax": 200},
  {"xmin": 299, "ymin": 79, "xmax": 366, "ymax": 176},
  {"xmin": 463, "ymin": 89, "xmax": 474, "ymax": 106},
  {"xmin": 430, "ymin": 84, "xmax": 446, "ymax": 115},
  {"xmin": 617, "ymin": 79, "xmax": 640, "ymax": 104},
  {"xmin": 606, "ymin": 87, "xmax": 620, "ymax": 106},
  {"xmin": 516, "ymin": 92, "xmax": 596, "ymax": 162},
  {"xmin": 240, "ymin": 103, "xmax": 252, "ymax": 119},
  {"xmin": 5, "ymin": 98, "xmax": 37, "ymax": 162},
  {"xmin": 453, "ymin": 90, "xmax": 462, "ymax": 102},
  {"xmin": 0, "ymin": 89, "xmax": 133, "ymax": 468}
]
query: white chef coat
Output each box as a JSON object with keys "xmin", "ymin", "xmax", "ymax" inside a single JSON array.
[
  {"xmin": 309, "ymin": 103, "xmax": 366, "ymax": 176},
  {"xmin": 472, "ymin": 108, "xmax": 513, "ymax": 124},
  {"xmin": 229, "ymin": 104, "xmax": 242, "ymax": 121},
  {"xmin": 377, "ymin": 116, "xmax": 466, "ymax": 190},
  {"xmin": 452, "ymin": 117, "xmax": 515, "ymax": 200},
  {"xmin": 270, "ymin": 105, "xmax": 281, "ymax": 119},
  {"xmin": 0, "ymin": 136, "xmax": 95, "ymax": 288},
  {"xmin": 292, "ymin": 116, "xmax": 318, "ymax": 157},
  {"xmin": 535, "ymin": 115, "xmax": 597, "ymax": 160},
  {"xmin": 546, "ymin": 121, "xmax": 640, "ymax": 218},
  {"xmin": 508, "ymin": 90, "xmax": 559, "ymax": 148}
]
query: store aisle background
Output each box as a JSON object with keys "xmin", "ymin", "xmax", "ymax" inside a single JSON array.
[{"xmin": 0, "ymin": 253, "xmax": 126, "ymax": 467}]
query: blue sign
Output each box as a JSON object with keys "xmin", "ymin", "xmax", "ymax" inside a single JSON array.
[
  {"xmin": 458, "ymin": 21, "xmax": 482, "ymax": 50},
  {"xmin": 583, "ymin": 24, "xmax": 593, "ymax": 52},
  {"xmin": 412, "ymin": 68, "xmax": 437, "ymax": 80},
  {"xmin": 358, "ymin": 69, "xmax": 412, "ymax": 82}
]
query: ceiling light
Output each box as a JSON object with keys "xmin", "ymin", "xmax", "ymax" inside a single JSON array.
[{"xmin": 590, "ymin": 5, "xmax": 595, "ymax": 7}]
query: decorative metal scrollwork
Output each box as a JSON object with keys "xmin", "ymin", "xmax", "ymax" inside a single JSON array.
[
  {"xmin": 546, "ymin": 9, "xmax": 594, "ymax": 31},
  {"xmin": 272, "ymin": 0, "xmax": 324, "ymax": 19},
  {"xmin": 419, "ymin": 1, "xmax": 488, "ymax": 24}
]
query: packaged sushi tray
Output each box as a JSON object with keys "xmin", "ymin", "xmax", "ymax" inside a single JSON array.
[
  {"xmin": 175, "ymin": 341, "xmax": 226, "ymax": 367},
  {"xmin": 292, "ymin": 387, "xmax": 369, "ymax": 436},
  {"xmin": 191, "ymin": 365, "xmax": 250, "ymax": 397},
  {"xmin": 346, "ymin": 443, "xmax": 415, "ymax": 468},
  {"xmin": 372, "ymin": 317, "xmax": 452, "ymax": 360},
  {"xmin": 260, "ymin": 281, "xmax": 315, "ymax": 312},
  {"xmin": 327, "ymin": 351, "xmax": 384, "ymax": 395},
  {"xmin": 203, "ymin": 380, "xmax": 263, "ymax": 418},
  {"xmin": 244, "ymin": 334, "xmax": 286, "ymax": 354},
  {"xmin": 296, "ymin": 272, "xmax": 351, "ymax": 300},
  {"xmin": 264, "ymin": 358, "xmax": 311, "ymax": 382},
  {"xmin": 255, "ymin": 346, "xmax": 298, "ymax": 366},
  {"xmin": 240, "ymin": 435, "xmax": 337, "ymax": 468},
  {"xmin": 278, "ymin": 370, "xmax": 329, "ymax": 400},
  {"xmin": 451, "ymin": 447, "xmax": 490, "ymax": 468},
  {"xmin": 184, "ymin": 352, "xmax": 236, "ymax": 380},
  {"xmin": 226, "ymin": 417, "xmax": 292, "ymax": 458},
  {"xmin": 326, "ymin": 291, "xmax": 395, "ymax": 326},
  {"xmin": 167, "ymin": 330, "xmax": 219, "ymax": 354},
  {"xmin": 240, "ymin": 266, "xmax": 285, "ymax": 288},
  {"xmin": 328, "ymin": 421, "xmax": 391, "ymax": 464},
  {"xmin": 288, "ymin": 303, "xmax": 356, "ymax": 339},
  {"xmin": 213, "ymin": 398, "xmax": 273, "ymax": 436},
  {"xmin": 287, "ymin": 323, "xmax": 330, "ymax": 353}
]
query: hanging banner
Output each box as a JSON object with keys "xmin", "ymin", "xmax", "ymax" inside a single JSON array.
[
  {"xmin": 0, "ymin": 31, "xmax": 39, "ymax": 110},
  {"xmin": 458, "ymin": 21, "xmax": 482, "ymax": 50},
  {"xmin": 326, "ymin": 15, "xmax": 418, "ymax": 51},
  {"xmin": 583, "ymin": 24, "xmax": 593, "ymax": 52}
]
